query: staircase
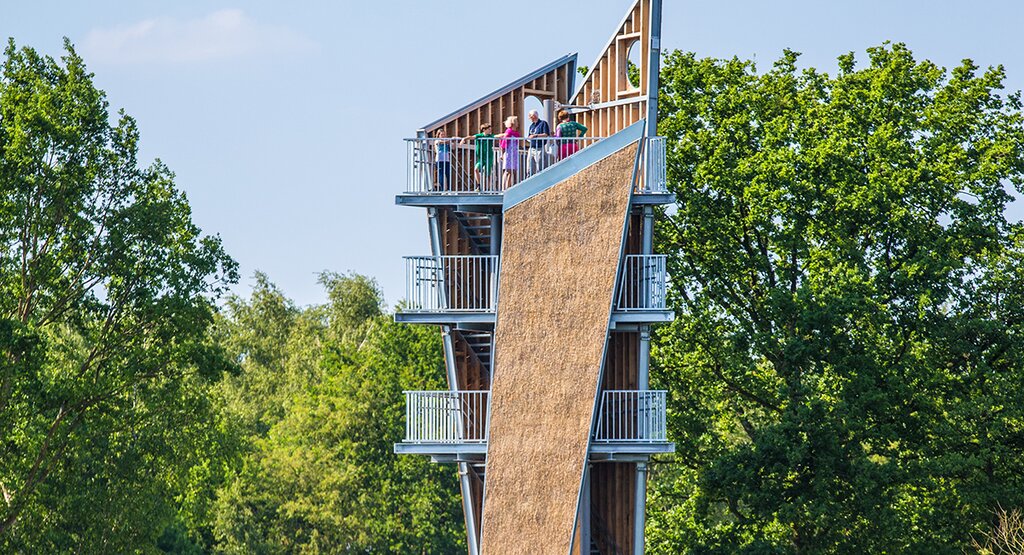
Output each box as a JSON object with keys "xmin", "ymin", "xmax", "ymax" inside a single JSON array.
[
  {"xmin": 458, "ymin": 329, "xmax": 493, "ymax": 374},
  {"xmin": 452, "ymin": 211, "xmax": 494, "ymax": 254}
]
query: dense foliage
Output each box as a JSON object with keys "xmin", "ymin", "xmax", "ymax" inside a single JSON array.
[
  {"xmin": 0, "ymin": 39, "xmax": 237, "ymax": 551},
  {"xmin": 199, "ymin": 273, "xmax": 465, "ymax": 554},
  {"xmin": 0, "ymin": 42, "xmax": 464, "ymax": 553},
  {"xmin": 647, "ymin": 44, "xmax": 1024, "ymax": 554}
]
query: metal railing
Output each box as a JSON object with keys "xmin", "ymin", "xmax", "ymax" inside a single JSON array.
[
  {"xmin": 406, "ymin": 136, "xmax": 603, "ymax": 194},
  {"xmin": 403, "ymin": 390, "xmax": 489, "ymax": 443},
  {"xmin": 593, "ymin": 390, "xmax": 668, "ymax": 443},
  {"xmin": 641, "ymin": 136, "xmax": 668, "ymax": 193},
  {"xmin": 401, "ymin": 389, "xmax": 666, "ymax": 445},
  {"xmin": 406, "ymin": 136, "xmax": 669, "ymax": 195},
  {"xmin": 403, "ymin": 255, "xmax": 498, "ymax": 312},
  {"xmin": 616, "ymin": 254, "xmax": 668, "ymax": 311}
]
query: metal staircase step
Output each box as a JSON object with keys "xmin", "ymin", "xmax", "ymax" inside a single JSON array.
[
  {"xmin": 451, "ymin": 211, "xmax": 495, "ymax": 254},
  {"xmin": 456, "ymin": 329, "xmax": 493, "ymax": 371}
]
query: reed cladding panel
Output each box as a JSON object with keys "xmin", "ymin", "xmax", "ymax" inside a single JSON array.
[{"xmin": 479, "ymin": 143, "xmax": 638, "ymax": 554}]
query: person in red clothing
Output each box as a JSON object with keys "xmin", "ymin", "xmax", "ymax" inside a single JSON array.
[{"xmin": 555, "ymin": 109, "xmax": 588, "ymax": 159}]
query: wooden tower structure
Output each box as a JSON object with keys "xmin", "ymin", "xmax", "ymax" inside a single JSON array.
[{"xmin": 394, "ymin": 2, "xmax": 672, "ymax": 553}]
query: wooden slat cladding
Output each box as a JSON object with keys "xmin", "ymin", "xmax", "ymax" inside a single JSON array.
[
  {"xmin": 470, "ymin": 466, "xmax": 485, "ymax": 548},
  {"xmin": 572, "ymin": 0, "xmax": 653, "ymax": 138},
  {"xmin": 589, "ymin": 333, "xmax": 640, "ymax": 554},
  {"xmin": 604, "ymin": 333, "xmax": 639, "ymax": 391},
  {"xmin": 424, "ymin": 62, "xmax": 573, "ymax": 139},
  {"xmin": 590, "ymin": 463, "xmax": 637, "ymax": 555},
  {"xmin": 627, "ymin": 211, "xmax": 642, "ymax": 255}
]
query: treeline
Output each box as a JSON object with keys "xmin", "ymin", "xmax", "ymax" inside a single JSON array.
[
  {"xmin": 171, "ymin": 273, "xmax": 465, "ymax": 553},
  {"xmin": 0, "ymin": 40, "xmax": 463, "ymax": 553},
  {"xmin": 3, "ymin": 39, "xmax": 1024, "ymax": 554}
]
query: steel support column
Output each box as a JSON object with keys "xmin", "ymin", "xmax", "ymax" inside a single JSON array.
[
  {"xmin": 635, "ymin": 324, "xmax": 652, "ymax": 555},
  {"xmin": 543, "ymin": 99, "xmax": 557, "ymax": 134},
  {"xmin": 633, "ymin": 462, "xmax": 648, "ymax": 555},
  {"xmin": 489, "ymin": 214, "xmax": 501, "ymax": 255},
  {"xmin": 639, "ymin": 326, "xmax": 650, "ymax": 390},
  {"xmin": 642, "ymin": 205, "xmax": 654, "ymax": 255},
  {"xmin": 427, "ymin": 207, "xmax": 443, "ymax": 257}
]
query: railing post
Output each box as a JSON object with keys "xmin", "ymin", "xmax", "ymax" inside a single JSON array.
[
  {"xmin": 414, "ymin": 131, "xmax": 431, "ymax": 193},
  {"xmin": 639, "ymin": 326, "xmax": 650, "ymax": 440}
]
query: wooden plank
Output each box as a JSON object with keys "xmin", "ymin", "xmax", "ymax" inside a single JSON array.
[{"xmin": 524, "ymin": 87, "xmax": 555, "ymax": 97}]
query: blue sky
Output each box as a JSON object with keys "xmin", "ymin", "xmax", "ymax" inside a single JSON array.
[{"xmin": 3, "ymin": 1, "xmax": 1023, "ymax": 307}]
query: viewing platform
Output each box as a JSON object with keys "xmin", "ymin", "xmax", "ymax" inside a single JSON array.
[
  {"xmin": 394, "ymin": 254, "xmax": 674, "ymax": 327},
  {"xmin": 395, "ymin": 136, "xmax": 674, "ymax": 210},
  {"xmin": 394, "ymin": 389, "xmax": 674, "ymax": 463}
]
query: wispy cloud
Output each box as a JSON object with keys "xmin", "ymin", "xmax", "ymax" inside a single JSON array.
[{"xmin": 81, "ymin": 9, "xmax": 315, "ymax": 64}]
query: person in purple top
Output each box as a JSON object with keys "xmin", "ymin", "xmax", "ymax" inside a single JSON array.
[
  {"xmin": 526, "ymin": 109, "xmax": 552, "ymax": 176},
  {"xmin": 496, "ymin": 115, "xmax": 522, "ymax": 190}
]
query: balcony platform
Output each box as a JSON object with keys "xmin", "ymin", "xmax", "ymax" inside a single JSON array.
[
  {"xmin": 394, "ymin": 309, "xmax": 674, "ymax": 326},
  {"xmin": 393, "ymin": 441, "xmax": 675, "ymax": 464},
  {"xmin": 394, "ymin": 191, "xmax": 676, "ymax": 210}
]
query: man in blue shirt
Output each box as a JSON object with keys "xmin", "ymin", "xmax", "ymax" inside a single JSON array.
[{"xmin": 526, "ymin": 109, "xmax": 552, "ymax": 176}]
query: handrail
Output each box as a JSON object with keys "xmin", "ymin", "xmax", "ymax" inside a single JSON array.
[
  {"xmin": 616, "ymin": 255, "xmax": 668, "ymax": 311},
  {"xmin": 403, "ymin": 255, "xmax": 499, "ymax": 312},
  {"xmin": 403, "ymin": 253, "xmax": 666, "ymax": 314},
  {"xmin": 592, "ymin": 390, "xmax": 668, "ymax": 443},
  {"xmin": 404, "ymin": 136, "xmax": 671, "ymax": 195},
  {"xmin": 406, "ymin": 136, "xmax": 604, "ymax": 194},
  {"xmin": 641, "ymin": 136, "xmax": 668, "ymax": 193},
  {"xmin": 401, "ymin": 389, "xmax": 667, "ymax": 445},
  {"xmin": 403, "ymin": 390, "xmax": 489, "ymax": 443}
]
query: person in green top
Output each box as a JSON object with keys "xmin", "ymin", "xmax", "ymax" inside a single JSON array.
[
  {"xmin": 555, "ymin": 109, "xmax": 588, "ymax": 159},
  {"xmin": 462, "ymin": 123, "xmax": 496, "ymax": 190}
]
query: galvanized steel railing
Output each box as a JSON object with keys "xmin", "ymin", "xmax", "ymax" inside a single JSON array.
[
  {"xmin": 593, "ymin": 390, "xmax": 668, "ymax": 443},
  {"xmin": 405, "ymin": 136, "xmax": 603, "ymax": 194},
  {"xmin": 403, "ymin": 255, "xmax": 498, "ymax": 312},
  {"xmin": 402, "ymin": 389, "xmax": 666, "ymax": 444},
  {"xmin": 404, "ymin": 254, "xmax": 664, "ymax": 313},
  {"xmin": 616, "ymin": 254, "xmax": 668, "ymax": 311},
  {"xmin": 403, "ymin": 390, "xmax": 489, "ymax": 443},
  {"xmin": 405, "ymin": 136, "xmax": 670, "ymax": 194},
  {"xmin": 641, "ymin": 136, "xmax": 668, "ymax": 193}
]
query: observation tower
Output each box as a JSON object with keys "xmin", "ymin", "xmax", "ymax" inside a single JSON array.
[{"xmin": 394, "ymin": 2, "xmax": 673, "ymax": 553}]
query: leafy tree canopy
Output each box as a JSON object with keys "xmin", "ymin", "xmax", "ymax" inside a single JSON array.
[
  {"xmin": 0, "ymin": 38, "xmax": 237, "ymax": 550},
  {"xmin": 648, "ymin": 43, "xmax": 1024, "ymax": 554},
  {"xmin": 206, "ymin": 274, "xmax": 465, "ymax": 554}
]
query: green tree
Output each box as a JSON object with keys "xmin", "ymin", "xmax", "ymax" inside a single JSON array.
[
  {"xmin": 0, "ymin": 39, "xmax": 237, "ymax": 550},
  {"xmin": 648, "ymin": 44, "xmax": 1024, "ymax": 554},
  {"xmin": 209, "ymin": 274, "xmax": 465, "ymax": 554}
]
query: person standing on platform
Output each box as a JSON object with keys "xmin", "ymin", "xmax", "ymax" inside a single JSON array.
[
  {"xmin": 526, "ymin": 109, "xmax": 551, "ymax": 176},
  {"xmin": 496, "ymin": 116, "xmax": 521, "ymax": 190},
  {"xmin": 555, "ymin": 109, "xmax": 588, "ymax": 160},
  {"xmin": 463, "ymin": 123, "xmax": 495, "ymax": 190},
  {"xmin": 433, "ymin": 128, "xmax": 452, "ymax": 191}
]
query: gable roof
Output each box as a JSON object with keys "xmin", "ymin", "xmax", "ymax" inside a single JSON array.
[{"xmin": 419, "ymin": 53, "xmax": 577, "ymax": 132}]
